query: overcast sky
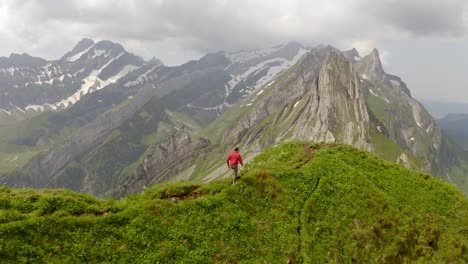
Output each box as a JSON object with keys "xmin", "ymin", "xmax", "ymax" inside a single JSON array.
[{"xmin": 0, "ymin": 0, "xmax": 467, "ymax": 102}]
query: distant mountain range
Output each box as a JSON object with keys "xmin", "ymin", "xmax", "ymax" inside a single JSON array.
[
  {"xmin": 438, "ymin": 113, "xmax": 468, "ymax": 151},
  {"xmin": 0, "ymin": 38, "xmax": 146, "ymax": 121},
  {"xmin": 417, "ymin": 99, "xmax": 468, "ymax": 152},
  {"xmin": 0, "ymin": 38, "xmax": 467, "ymax": 197},
  {"xmin": 419, "ymin": 99, "xmax": 468, "ymax": 119}
]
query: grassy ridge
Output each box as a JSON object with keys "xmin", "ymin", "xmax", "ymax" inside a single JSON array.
[{"xmin": 0, "ymin": 142, "xmax": 467, "ymax": 263}]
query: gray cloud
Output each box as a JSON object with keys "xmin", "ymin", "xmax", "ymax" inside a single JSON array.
[
  {"xmin": 1, "ymin": 0, "xmax": 467, "ymax": 62},
  {"xmin": 1, "ymin": 0, "xmax": 468, "ymax": 102},
  {"xmin": 0, "ymin": 0, "xmax": 468, "ymax": 102},
  {"xmin": 361, "ymin": 0, "xmax": 467, "ymax": 36}
]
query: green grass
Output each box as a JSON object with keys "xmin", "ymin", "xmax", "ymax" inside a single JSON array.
[
  {"xmin": 0, "ymin": 151, "xmax": 40, "ymax": 174},
  {"xmin": 370, "ymin": 129, "xmax": 399, "ymax": 155},
  {"xmin": 370, "ymin": 128, "xmax": 406, "ymax": 163},
  {"xmin": 0, "ymin": 142, "xmax": 467, "ymax": 263},
  {"xmin": 166, "ymin": 111, "xmax": 203, "ymax": 132},
  {"xmin": 367, "ymin": 94, "xmax": 389, "ymax": 123},
  {"xmin": 0, "ymin": 121, "xmax": 46, "ymax": 173}
]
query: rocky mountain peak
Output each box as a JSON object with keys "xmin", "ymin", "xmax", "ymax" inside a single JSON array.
[
  {"xmin": 280, "ymin": 41, "xmax": 304, "ymax": 53},
  {"xmin": 60, "ymin": 38, "xmax": 95, "ymax": 61},
  {"xmin": 310, "ymin": 50, "xmax": 372, "ymax": 150},
  {"xmin": 93, "ymin": 40, "xmax": 125, "ymax": 54},
  {"xmin": 60, "ymin": 39, "xmax": 129, "ymax": 62},
  {"xmin": 147, "ymin": 57, "xmax": 163, "ymax": 66},
  {"xmin": 74, "ymin": 38, "xmax": 95, "ymax": 51},
  {"xmin": 350, "ymin": 48, "xmax": 359, "ymax": 56},
  {"xmin": 0, "ymin": 53, "xmax": 47, "ymax": 68},
  {"xmin": 368, "ymin": 48, "xmax": 384, "ymax": 70},
  {"xmin": 217, "ymin": 48, "xmax": 372, "ymax": 152},
  {"xmin": 355, "ymin": 48, "xmax": 385, "ymax": 81},
  {"xmin": 342, "ymin": 48, "xmax": 361, "ymax": 62}
]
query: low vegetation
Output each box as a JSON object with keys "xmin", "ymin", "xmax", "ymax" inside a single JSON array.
[{"xmin": 0, "ymin": 142, "xmax": 467, "ymax": 263}]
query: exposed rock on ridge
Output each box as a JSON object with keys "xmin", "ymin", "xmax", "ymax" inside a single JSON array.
[
  {"xmin": 219, "ymin": 48, "xmax": 373, "ymax": 152},
  {"xmin": 116, "ymin": 126, "xmax": 210, "ymax": 197},
  {"xmin": 291, "ymin": 51, "xmax": 372, "ymax": 150}
]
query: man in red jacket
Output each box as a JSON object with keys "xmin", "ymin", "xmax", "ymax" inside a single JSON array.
[{"xmin": 226, "ymin": 147, "xmax": 243, "ymax": 184}]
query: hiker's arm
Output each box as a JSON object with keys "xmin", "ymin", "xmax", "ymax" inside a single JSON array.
[
  {"xmin": 240, "ymin": 156, "xmax": 243, "ymax": 166},
  {"xmin": 226, "ymin": 156, "xmax": 230, "ymax": 167}
]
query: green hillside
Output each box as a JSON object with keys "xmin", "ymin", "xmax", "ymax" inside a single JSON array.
[{"xmin": 0, "ymin": 142, "xmax": 467, "ymax": 263}]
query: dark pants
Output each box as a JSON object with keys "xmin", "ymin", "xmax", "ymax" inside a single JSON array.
[{"xmin": 230, "ymin": 164, "xmax": 238, "ymax": 184}]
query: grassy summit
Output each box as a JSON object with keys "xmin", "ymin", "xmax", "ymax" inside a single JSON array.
[{"xmin": 0, "ymin": 142, "xmax": 467, "ymax": 263}]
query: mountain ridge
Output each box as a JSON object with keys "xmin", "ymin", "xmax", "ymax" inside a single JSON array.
[
  {"xmin": 116, "ymin": 44, "xmax": 468, "ymax": 197},
  {"xmin": 0, "ymin": 39, "xmax": 467, "ymax": 198},
  {"xmin": 1, "ymin": 142, "xmax": 467, "ymax": 262},
  {"xmin": 0, "ymin": 39, "xmax": 310, "ymax": 196}
]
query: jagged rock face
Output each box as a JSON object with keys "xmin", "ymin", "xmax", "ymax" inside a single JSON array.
[
  {"xmin": 290, "ymin": 51, "xmax": 372, "ymax": 150},
  {"xmin": 355, "ymin": 49, "xmax": 385, "ymax": 82},
  {"xmin": 115, "ymin": 126, "xmax": 210, "ymax": 198},
  {"xmin": 0, "ymin": 53, "xmax": 47, "ymax": 68},
  {"xmin": 219, "ymin": 48, "xmax": 373, "ymax": 152},
  {"xmin": 355, "ymin": 49, "xmax": 445, "ymax": 178},
  {"xmin": 342, "ymin": 48, "xmax": 361, "ymax": 62}
]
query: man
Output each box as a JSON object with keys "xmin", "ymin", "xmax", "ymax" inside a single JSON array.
[{"xmin": 226, "ymin": 147, "xmax": 243, "ymax": 184}]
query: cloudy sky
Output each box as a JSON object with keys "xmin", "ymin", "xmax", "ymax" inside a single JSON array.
[{"xmin": 0, "ymin": 0, "xmax": 467, "ymax": 102}]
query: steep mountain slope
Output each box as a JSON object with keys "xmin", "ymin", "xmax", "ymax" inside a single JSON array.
[
  {"xmin": 1, "ymin": 142, "xmax": 467, "ymax": 263},
  {"xmin": 355, "ymin": 49, "xmax": 440, "ymax": 170},
  {"xmin": 119, "ymin": 46, "xmax": 468, "ymax": 197},
  {"xmin": 2, "ymin": 40, "xmax": 467, "ymax": 198},
  {"xmin": 0, "ymin": 41, "xmax": 308, "ymax": 197},
  {"xmin": 354, "ymin": 50, "xmax": 468, "ymax": 193},
  {"xmin": 212, "ymin": 47, "xmax": 373, "ymax": 151}
]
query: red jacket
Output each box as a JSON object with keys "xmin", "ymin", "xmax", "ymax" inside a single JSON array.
[{"xmin": 227, "ymin": 151, "xmax": 243, "ymax": 166}]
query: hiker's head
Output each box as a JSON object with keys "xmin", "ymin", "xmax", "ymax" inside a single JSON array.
[{"xmin": 234, "ymin": 147, "xmax": 239, "ymax": 151}]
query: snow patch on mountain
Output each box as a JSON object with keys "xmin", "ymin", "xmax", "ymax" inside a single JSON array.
[
  {"xmin": 0, "ymin": 67, "xmax": 15, "ymax": 74},
  {"xmin": 225, "ymin": 48, "xmax": 308, "ymax": 96},
  {"xmin": 90, "ymin": 49, "xmax": 111, "ymax": 59},
  {"xmin": 224, "ymin": 45, "xmax": 283, "ymax": 64},
  {"xmin": 187, "ymin": 102, "xmax": 226, "ymax": 112},
  {"xmin": 66, "ymin": 45, "xmax": 94, "ymax": 62},
  {"xmin": 252, "ymin": 48, "xmax": 308, "ymax": 93},
  {"xmin": 124, "ymin": 65, "xmax": 159, "ymax": 87},
  {"xmin": 15, "ymin": 106, "xmax": 25, "ymax": 113},
  {"xmin": 24, "ymin": 63, "xmax": 138, "ymax": 112},
  {"xmin": 408, "ymin": 99, "xmax": 423, "ymax": 128},
  {"xmin": 25, "ymin": 103, "xmax": 58, "ymax": 112},
  {"xmin": 106, "ymin": 65, "xmax": 139, "ymax": 83}
]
